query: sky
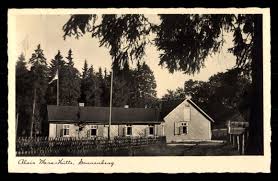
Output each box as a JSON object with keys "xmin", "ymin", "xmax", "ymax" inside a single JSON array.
[{"xmin": 15, "ymin": 15, "xmax": 237, "ymax": 98}]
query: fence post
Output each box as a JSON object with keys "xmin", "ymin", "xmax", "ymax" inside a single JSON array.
[
  {"xmin": 241, "ymin": 133, "xmax": 245, "ymax": 155},
  {"xmin": 237, "ymin": 135, "xmax": 240, "ymax": 152}
]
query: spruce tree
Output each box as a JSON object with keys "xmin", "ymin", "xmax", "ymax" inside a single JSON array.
[
  {"xmin": 132, "ymin": 62, "xmax": 157, "ymax": 108},
  {"xmin": 83, "ymin": 65, "xmax": 102, "ymax": 106},
  {"xmin": 80, "ymin": 60, "xmax": 89, "ymax": 104},
  {"xmin": 29, "ymin": 44, "xmax": 49, "ymax": 137},
  {"xmin": 111, "ymin": 61, "xmax": 132, "ymax": 107},
  {"xmin": 16, "ymin": 53, "xmax": 33, "ymax": 137},
  {"xmin": 63, "ymin": 49, "xmax": 81, "ymax": 106},
  {"xmin": 47, "ymin": 50, "xmax": 66, "ymax": 105}
]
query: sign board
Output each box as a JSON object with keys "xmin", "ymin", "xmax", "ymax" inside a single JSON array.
[{"xmin": 227, "ymin": 121, "xmax": 249, "ymax": 135}]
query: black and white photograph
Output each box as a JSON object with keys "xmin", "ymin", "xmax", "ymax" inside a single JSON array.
[{"xmin": 8, "ymin": 8, "xmax": 271, "ymax": 173}]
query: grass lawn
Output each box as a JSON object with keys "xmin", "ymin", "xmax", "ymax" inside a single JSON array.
[
  {"xmin": 129, "ymin": 143, "xmax": 240, "ymax": 156},
  {"xmin": 96, "ymin": 142, "xmax": 240, "ymax": 156}
]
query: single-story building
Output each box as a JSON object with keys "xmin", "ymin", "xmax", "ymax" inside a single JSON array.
[
  {"xmin": 48, "ymin": 105, "xmax": 164, "ymax": 138},
  {"xmin": 47, "ymin": 99, "xmax": 215, "ymax": 142}
]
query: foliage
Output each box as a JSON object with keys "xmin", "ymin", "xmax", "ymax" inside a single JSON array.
[
  {"xmin": 109, "ymin": 61, "xmax": 158, "ymax": 108},
  {"xmin": 133, "ymin": 62, "xmax": 157, "ymax": 108},
  {"xmin": 63, "ymin": 15, "xmax": 154, "ymax": 67},
  {"xmin": 162, "ymin": 68, "xmax": 252, "ymax": 127},
  {"xmin": 29, "ymin": 44, "xmax": 49, "ymax": 136},
  {"xmin": 162, "ymin": 87, "xmax": 186, "ymax": 101},
  {"xmin": 63, "ymin": 49, "xmax": 81, "ymax": 105},
  {"xmin": 47, "ymin": 50, "xmax": 66, "ymax": 105},
  {"xmin": 47, "ymin": 50, "xmax": 81, "ymax": 106},
  {"xmin": 81, "ymin": 63, "xmax": 103, "ymax": 106},
  {"xmin": 16, "ymin": 53, "xmax": 33, "ymax": 136},
  {"xmin": 63, "ymin": 14, "xmax": 255, "ymax": 74}
]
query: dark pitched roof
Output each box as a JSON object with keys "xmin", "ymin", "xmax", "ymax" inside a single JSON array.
[
  {"xmin": 159, "ymin": 99, "xmax": 184, "ymax": 119},
  {"xmin": 47, "ymin": 105, "xmax": 161, "ymax": 124},
  {"xmin": 186, "ymin": 99, "xmax": 214, "ymax": 123},
  {"xmin": 160, "ymin": 99, "xmax": 215, "ymax": 123}
]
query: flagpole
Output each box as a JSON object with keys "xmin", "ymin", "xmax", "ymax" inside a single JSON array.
[
  {"xmin": 31, "ymin": 88, "xmax": 36, "ymax": 138},
  {"xmin": 108, "ymin": 68, "xmax": 113, "ymax": 140},
  {"xmin": 57, "ymin": 61, "xmax": 59, "ymax": 106}
]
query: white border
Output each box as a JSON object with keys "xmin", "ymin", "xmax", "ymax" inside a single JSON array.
[{"xmin": 8, "ymin": 8, "xmax": 271, "ymax": 173}]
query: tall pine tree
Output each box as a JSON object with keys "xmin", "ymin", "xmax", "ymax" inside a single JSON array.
[
  {"xmin": 102, "ymin": 68, "xmax": 110, "ymax": 106},
  {"xmin": 131, "ymin": 61, "xmax": 157, "ymax": 108},
  {"xmin": 29, "ymin": 44, "xmax": 49, "ymax": 137},
  {"xmin": 83, "ymin": 65, "xmax": 103, "ymax": 106},
  {"xmin": 111, "ymin": 61, "xmax": 133, "ymax": 107},
  {"xmin": 47, "ymin": 50, "xmax": 66, "ymax": 105},
  {"xmin": 16, "ymin": 53, "xmax": 33, "ymax": 137},
  {"xmin": 63, "ymin": 49, "xmax": 81, "ymax": 106},
  {"xmin": 79, "ymin": 60, "xmax": 89, "ymax": 104}
]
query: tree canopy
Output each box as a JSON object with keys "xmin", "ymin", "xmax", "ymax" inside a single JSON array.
[
  {"xmin": 162, "ymin": 68, "xmax": 252, "ymax": 128},
  {"xmin": 29, "ymin": 44, "xmax": 49, "ymax": 136},
  {"xmin": 63, "ymin": 14, "xmax": 255, "ymax": 75}
]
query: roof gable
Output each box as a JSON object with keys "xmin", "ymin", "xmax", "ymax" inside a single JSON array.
[
  {"xmin": 186, "ymin": 99, "xmax": 215, "ymax": 122},
  {"xmin": 159, "ymin": 99, "xmax": 184, "ymax": 119},
  {"xmin": 163, "ymin": 99, "xmax": 188, "ymax": 122},
  {"xmin": 163, "ymin": 99, "xmax": 214, "ymax": 123}
]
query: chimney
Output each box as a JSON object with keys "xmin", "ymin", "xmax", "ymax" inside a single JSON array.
[
  {"xmin": 79, "ymin": 103, "xmax": 85, "ymax": 107},
  {"xmin": 124, "ymin": 105, "xmax": 129, "ymax": 108}
]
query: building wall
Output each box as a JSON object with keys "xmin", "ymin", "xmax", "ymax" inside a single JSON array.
[
  {"xmin": 49, "ymin": 123, "xmax": 163, "ymax": 138},
  {"xmin": 49, "ymin": 123, "xmax": 56, "ymax": 138},
  {"xmin": 164, "ymin": 100, "xmax": 212, "ymax": 143}
]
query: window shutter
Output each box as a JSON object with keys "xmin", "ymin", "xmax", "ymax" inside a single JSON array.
[
  {"xmin": 56, "ymin": 124, "xmax": 62, "ymax": 137},
  {"xmin": 174, "ymin": 122, "xmax": 179, "ymax": 135},
  {"xmin": 157, "ymin": 125, "xmax": 162, "ymax": 136},
  {"xmin": 118, "ymin": 125, "xmax": 123, "ymax": 136},
  {"xmin": 60, "ymin": 129, "xmax": 63, "ymax": 137},
  {"xmin": 145, "ymin": 127, "xmax": 149, "ymax": 137},
  {"xmin": 87, "ymin": 130, "xmax": 90, "ymax": 138},
  {"xmin": 98, "ymin": 126, "xmax": 103, "ymax": 137},
  {"xmin": 123, "ymin": 127, "xmax": 126, "ymax": 136},
  {"xmin": 179, "ymin": 126, "xmax": 183, "ymax": 135}
]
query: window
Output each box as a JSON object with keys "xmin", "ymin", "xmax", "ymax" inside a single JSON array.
[
  {"xmin": 180, "ymin": 123, "xmax": 188, "ymax": 134},
  {"xmin": 149, "ymin": 125, "xmax": 154, "ymax": 136},
  {"xmin": 90, "ymin": 125, "xmax": 98, "ymax": 137},
  {"xmin": 180, "ymin": 122, "xmax": 188, "ymax": 135},
  {"xmin": 126, "ymin": 125, "xmax": 132, "ymax": 136},
  {"xmin": 63, "ymin": 124, "xmax": 70, "ymax": 136},
  {"xmin": 174, "ymin": 122, "xmax": 188, "ymax": 135}
]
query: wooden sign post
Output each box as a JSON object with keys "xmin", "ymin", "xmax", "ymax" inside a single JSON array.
[{"xmin": 227, "ymin": 121, "xmax": 249, "ymax": 155}]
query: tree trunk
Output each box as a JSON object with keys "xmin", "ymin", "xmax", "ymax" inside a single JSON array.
[
  {"xmin": 16, "ymin": 113, "xmax": 19, "ymax": 138},
  {"xmin": 30, "ymin": 88, "xmax": 37, "ymax": 138},
  {"xmin": 246, "ymin": 14, "xmax": 263, "ymax": 155}
]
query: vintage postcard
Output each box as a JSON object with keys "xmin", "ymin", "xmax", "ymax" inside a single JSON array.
[{"xmin": 8, "ymin": 8, "xmax": 271, "ymax": 173}]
